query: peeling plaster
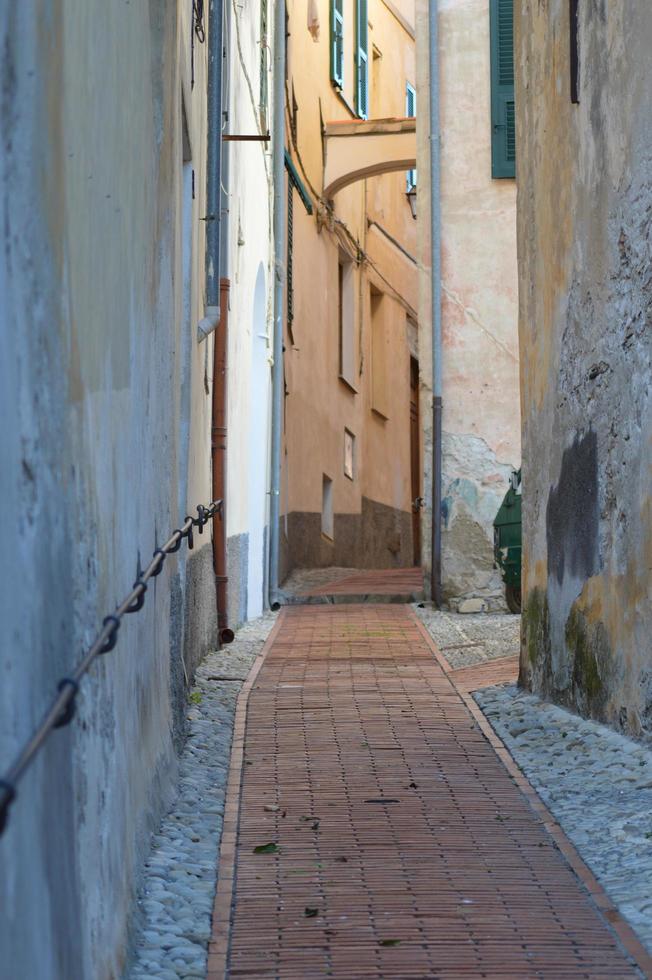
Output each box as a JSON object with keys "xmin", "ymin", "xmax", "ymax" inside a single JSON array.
[{"xmin": 518, "ymin": 0, "xmax": 652, "ymax": 737}]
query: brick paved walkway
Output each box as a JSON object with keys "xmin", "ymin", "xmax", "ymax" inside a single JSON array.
[{"xmin": 209, "ymin": 605, "xmax": 642, "ymax": 978}]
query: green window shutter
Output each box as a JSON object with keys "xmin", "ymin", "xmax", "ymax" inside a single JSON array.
[
  {"xmin": 406, "ymin": 82, "xmax": 416, "ymax": 190},
  {"xmin": 356, "ymin": 0, "xmax": 368, "ymax": 118},
  {"xmin": 331, "ymin": 0, "xmax": 344, "ymax": 89},
  {"xmin": 490, "ymin": 0, "xmax": 516, "ymax": 179}
]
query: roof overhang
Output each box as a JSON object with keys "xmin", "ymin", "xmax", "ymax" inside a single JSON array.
[{"xmin": 322, "ymin": 117, "xmax": 416, "ymax": 200}]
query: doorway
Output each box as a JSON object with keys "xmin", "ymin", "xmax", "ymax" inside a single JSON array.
[{"xmin": 410, "ymin": 357, "xmax": 421, "ymax": 565}]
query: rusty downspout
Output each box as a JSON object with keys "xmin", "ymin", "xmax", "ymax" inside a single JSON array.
[
  {"xmin": 429, "ymin": 0, "xmax": 443, "ymax": 607},
  {"xmin": 212, "ymin": 278, "xmax": 234, "ymax": 644}
]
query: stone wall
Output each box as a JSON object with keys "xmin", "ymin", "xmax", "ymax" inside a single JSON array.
[
  {"xmin": 416, "ymin": 0, "xmax": 521, "ymax": 605},
  {"xmin": 0, "ymin": 3, "xmax": 215, "ymax": 976},
  {"xmin": 516, "ymin": 2, "xmax": 652, "ymax": 736}
]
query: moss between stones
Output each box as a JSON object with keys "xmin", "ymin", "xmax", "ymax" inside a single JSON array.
[
  {"xmin": 566, "ymin": 604, "xmax": 612, "ymax": 719},
  {"xmin": 523, "ymin": 587, "xmax": 550, "ymax": 669},
  {"xmin": 523, "ymin": 588, "xmax": 616, "ymax": 724}
]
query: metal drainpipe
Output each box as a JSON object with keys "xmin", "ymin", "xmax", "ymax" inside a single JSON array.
[
  {"xmin": 219, "ymin": 0, "xmax": 231, "ymax": 282},
  {"xmin": 198, "ymin": 0, "xmax": 223, "ymax": 341},
  {"xmin": 268, "ymin": 0, "xmax": 286, "ymax": 610},
  {"xmin": 429, "ymin": 0, "xmax": 443, "ymax": 607},
  {"xmin": 206, "ymin": 0, "xmax": 234, "ymax": 643},
  {"xmin": 212, "ymin": 278, "xmax": 234, "ymax": 644}
]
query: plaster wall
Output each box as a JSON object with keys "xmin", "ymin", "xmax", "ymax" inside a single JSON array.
[
  {"xmin": 281, "ymin": 0, "xmax": 419, "ymax": 577},
  {"xmin": 0, "ymin": 3, "xmax": 216, "ymax": 976},
  {"xmin": 516, "ymin": 1, "xmax": 652, "ymax": 736},
  {"xmin": 222, "ymin": 0, "xmax": 273, "ymax": 624},
  {"xmin": 416, "ymin": 0, "xmax": 520, "ymax": 604}
]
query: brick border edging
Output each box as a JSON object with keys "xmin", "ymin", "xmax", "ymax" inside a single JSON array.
[
  {"xmin": 206, "ymin": 609, "xmax": 287, "ymax": 980},
  {"xmin": 410, "ymin": 608, "xmax": 652, "ymax": 978}
]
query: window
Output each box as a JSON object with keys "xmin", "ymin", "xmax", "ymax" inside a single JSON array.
[
  {"xmin": 322, "ymin": 475, "xmax": 334, "ymax": 539},
  {"xmin": 344, "ymin": 429, "xmax": 355, "ymax": 480},
  {"xmin": 489, "ymin": 0, "xmax": 515, "ymax": 179},
  {"xmin": 331, "ymin": 0, "xmax": 344, "ymax": 88},
  {"xmin": 338, "ymin": 253, "xmax": 356, "ymax": 388},
  {"xmin": 371, "ymin": 44, "xmax": 383, "ymax": 117},
  {"xmin": 406, "ymin": 82, "xmax": 417, "ymax": 191},
  {"xmin": 356, "ymin": 0, "xmax": 369, "ymax": 119},
  {"xmin": 569, "ymin": 0, "xmax": 580, "ymax": 104},
  {"xmin": 330, "ymin": 0, "xmax": 368, "ymax": 119},
  {"xmin": 260, "ymin": 0, "xmax": 268, "ymax": 128},
  {"xmin": 370, "ymin": 286, "xmax": 389, "ymax": 419}
]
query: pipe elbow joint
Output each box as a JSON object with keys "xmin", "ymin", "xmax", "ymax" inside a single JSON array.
[{"xmin": 197, "ymin": 306, "xmax": 221, "ymax": 342}]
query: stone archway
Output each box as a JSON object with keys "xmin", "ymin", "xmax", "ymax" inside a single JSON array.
[{"xmin": 322, "ymin": 116, "xmax": 416, "ymax": 199}]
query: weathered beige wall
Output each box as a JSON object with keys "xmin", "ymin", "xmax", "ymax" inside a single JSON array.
[
  {"xmin": 281, "ymin": 0, "xmax": 418, "ymax": 575},
  {"xmin": 516, "ymin": 1, "xmax": 652, "ymax": 736},
  {"xmin": 417, "ymin": 0, "xmax": 520, "ymax": 605},
  {"xmin": 0, "ymin": 2, "xmax": 216, "ymax": 976}
]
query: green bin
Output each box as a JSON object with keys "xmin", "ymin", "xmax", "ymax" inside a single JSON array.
[{"xmin": 493, "ymin": 469, "xmax": 522, "ymax": 614}]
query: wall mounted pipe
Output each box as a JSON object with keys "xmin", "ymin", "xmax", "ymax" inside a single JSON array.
[
  {"xmin": 212, "ymin": 278, "xmax": 233, "ymax": 644},
  {"xmin": 199, "ymin": 0, "xmax": 224, "ymax": 342},
  {"xmin": 429, "ymin": 0, "xmax": 443, "ymax": 606},
  {"xmin": 268, "ymin": 0, "xmax": 287, "ymax": 609},
  {"xmin": 207, "ymin": 0, "xmax": 233, "ymax": 642}
]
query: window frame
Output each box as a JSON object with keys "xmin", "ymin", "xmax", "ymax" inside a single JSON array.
[
  {"xmin": 331, "ymin": 0, "xmax": 344, "ymax": 90},
  {"xmin": 356, "ymin": 0, "xmax": 369, "ymax": 119},
  {"xmin": 406, "ymin": 82, "xmax": 417, "ymax": 191}
]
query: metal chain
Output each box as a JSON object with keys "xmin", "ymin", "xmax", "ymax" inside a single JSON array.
[
  {"xmin": 0, "ymin": 500, "xmax": 223, "ymax": 836},
  {"xmin": 193, "ymin": 0, "xmax": 206, "ymax": 43}
]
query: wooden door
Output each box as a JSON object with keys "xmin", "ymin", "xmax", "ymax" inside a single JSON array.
[{"xmin": 410, "ymin": 358, "xmax": 421, "ymax": 565}]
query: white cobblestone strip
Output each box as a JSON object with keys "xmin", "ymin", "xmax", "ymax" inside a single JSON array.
[
  {"xmin": 413, "ymin": 604, "xmax": 520, "ymax": 668},
  {"xmin": 475, "ymin": 683, "xmax": 652, "ymax": 954},
  {"xmin": 125, "ymin": 613, "xmax": 277, "ymax": 980}
]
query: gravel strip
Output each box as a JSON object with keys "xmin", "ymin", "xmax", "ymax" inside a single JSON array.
[
  {"xmin": 475, "ymin": 683, "xmax": 652, "ymax": 953},
  {"xmin": 413, "ymin": 604, "xmax": 520, "ymax": 668},
  {"xmin": 125, "ymin": 613, "xmax": 276, "ymax": 980}
]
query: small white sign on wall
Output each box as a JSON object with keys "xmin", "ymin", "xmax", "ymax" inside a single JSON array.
[{"xmin": 344, "ymin": 428, "xmax": 355, "ymax": 480}]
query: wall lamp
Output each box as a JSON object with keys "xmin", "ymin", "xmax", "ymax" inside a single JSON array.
[{"xmin": 406, "ymin": 186, "xmax": 417, "ymax": 220}]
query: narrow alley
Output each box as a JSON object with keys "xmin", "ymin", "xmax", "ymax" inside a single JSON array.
[
  {"xmin": 206, "ymin": 605, "xmax": 643, "ymax": 978},
  {"xmin": 2, "ymin": 1, "xmax": 652, "ymax": 979}
]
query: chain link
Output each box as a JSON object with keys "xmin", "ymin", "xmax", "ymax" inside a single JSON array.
[{"xmin": 0, "ymin": 500, "xmax": 223, "ymax": 836}]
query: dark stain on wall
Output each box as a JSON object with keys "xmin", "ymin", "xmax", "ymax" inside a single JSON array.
[
  {"xmin": 279, "ymin": 497, "xmax": 414, "ymax": 582},
  {"xmin": 546, "ymin": 430, "xmax": 600, "ymax": 586}
]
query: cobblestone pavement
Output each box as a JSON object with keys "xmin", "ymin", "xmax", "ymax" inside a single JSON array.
[
  {"xmin": 126, "ymin": 613, "xmax": 276, "ymax": 980},
  {"xmin": 475, "ymin": 683, "xmax": 652, "ymax": 955},
  {"xmin": 414, "ymin": 603, "xmax": 520, "ymax": 668}
]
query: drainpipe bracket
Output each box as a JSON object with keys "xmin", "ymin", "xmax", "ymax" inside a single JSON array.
[{"xmin": 197, "ymin": 306, "xmax": 221, "ymax": 342}]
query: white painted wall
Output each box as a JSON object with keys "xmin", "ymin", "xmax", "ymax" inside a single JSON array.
[
  {"xmin": 247, "ymin": 264, "xmax": 272, "ymax": 618},
  {"xmin": 223, "ymin": 0, "xmax": 274, "ymax": 625}
]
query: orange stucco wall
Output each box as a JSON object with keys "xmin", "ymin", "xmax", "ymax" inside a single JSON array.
[{"xmin": 282, "ymin": 0, "xmax": 418, "ymax": 571}]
